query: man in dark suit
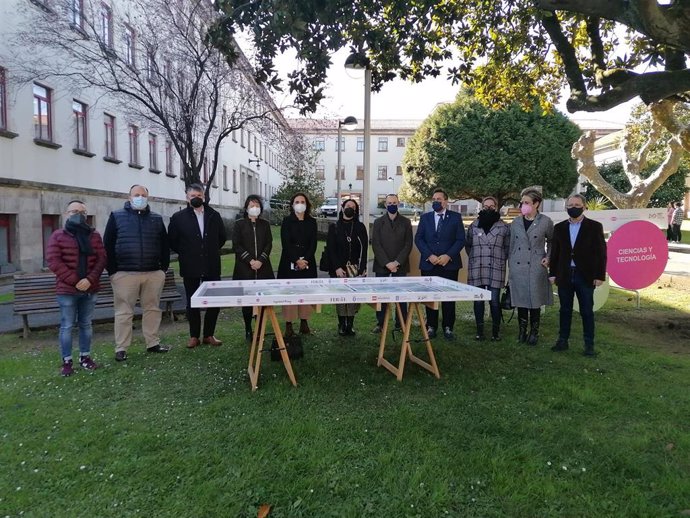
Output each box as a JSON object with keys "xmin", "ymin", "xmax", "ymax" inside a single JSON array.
[
  {"xmin": 414, "ymin": 188, "xmax": 465, "ymax": 340},
  {"xmin": 168, "ymin": 183, "xmax": 227, "ymax": 349},
  {"xmin": 548, "ymin": 194, "xmax": 607, "ymax": 357}
]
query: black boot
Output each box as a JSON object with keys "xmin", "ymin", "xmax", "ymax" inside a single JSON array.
[
  {"xmin": 491, "ymin": 322, "xmax": 501, "ymax": 341},
  {"xmin": 518, "ymin": 318, "xmax": 528, "ymax": 343},
  {"xmin": 284, "ymin": 321, "xmax": 295, "ymax": 338},
  {"xmin": 527, "ymin": 313, "xmax": 540, "ymax": 346},
  {"xmin": 475, "ymin": 322, "xmax": 485, "ymax": 341},
  {"xmin": 346, "ymin": 316, "xmax": 356, "ymax": 336},
  {"xmin": 338, "ymin": 316, "xmax": 347, "ymax": 336}
]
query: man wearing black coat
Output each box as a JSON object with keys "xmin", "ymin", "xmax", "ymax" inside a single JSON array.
[
  {"xmin": 168, "ymin": 184, "xmax": 227, "ymax": 348},
  {"xmin": 549, "ymin": 194, "xmax": 607, "ymax": 357}
]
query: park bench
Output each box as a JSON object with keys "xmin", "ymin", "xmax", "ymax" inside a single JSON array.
[{"xmin": 13, "ymin": 269, "xmax": 181, "ymax": 338}]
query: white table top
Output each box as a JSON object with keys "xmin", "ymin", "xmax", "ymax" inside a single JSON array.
[{"xmin": 191, "ymin": 276, "xmax": 491, "ymax": 308}]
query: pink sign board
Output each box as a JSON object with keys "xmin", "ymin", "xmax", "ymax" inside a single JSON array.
[{"xmin": 607, "ymin": 220, "xmax": 668, "ymax": 290}]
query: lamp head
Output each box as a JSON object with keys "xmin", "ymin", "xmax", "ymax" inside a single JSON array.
[{"xmin": 340, "ymin": 116, "xmax": 358, "ymax": 131}]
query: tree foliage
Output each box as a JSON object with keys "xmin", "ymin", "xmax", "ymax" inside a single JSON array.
[
  {"xmin": 272, "ymin": 135, "xmax": 324, "ymax": 210},
  {"xmin": 7, "ymin": 0, "xmax": 281, "ymax": 199},
  {"xmin": 401, "ymin": 92, "xmax": 581, "ymax": 206},
  {"xmin": 212, "ymin": 0, "xmax": 690, "ymax": 115},
  {"xmin": 584, "ymin": 160, "xmax": 688, "ymax": 208}
]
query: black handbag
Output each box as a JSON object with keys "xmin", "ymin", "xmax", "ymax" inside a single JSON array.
[
  {"xmin": 500, "ymin": 284, "xmax": 512, "ymax": 310},
  {"xmin": 270, "ymin": 335, "xmax": 304, "ymax": 361}
]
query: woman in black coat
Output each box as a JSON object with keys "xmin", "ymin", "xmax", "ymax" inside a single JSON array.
[
  {"xmin": 277, "ymin": 192, "xmax": 318, "ymax": 337},
  {"xmin": 326, "ymin": 198, "xmax": 368, "ymax": 336},
  {"xmin": 232, "ymin": 195, "xmax": 274, "ymax": 340}
]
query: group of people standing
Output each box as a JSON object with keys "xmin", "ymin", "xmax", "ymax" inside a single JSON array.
[{"xmin": 47, "ymin": 182, "xmax": 610, "ymax": 377}]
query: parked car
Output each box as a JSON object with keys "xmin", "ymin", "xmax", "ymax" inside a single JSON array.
[
  {"xmin": 397, "ymin": 202, "xmax": 421, "ymax": 217},
  {"xmin": 318, "ymin": 197, "xmax": 339, "ymax": 218}
]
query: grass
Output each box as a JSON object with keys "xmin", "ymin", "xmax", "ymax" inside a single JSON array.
[{"xmin": 1, "ymin": 282, "xmax": 689, "ymax": 517}]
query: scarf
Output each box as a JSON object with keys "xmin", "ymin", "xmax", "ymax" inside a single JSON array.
[{"xmin": 65, "ymin": 218, "xmax": 94, "ymax": 279}]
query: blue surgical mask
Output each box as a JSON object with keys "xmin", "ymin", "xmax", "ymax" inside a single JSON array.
[
  {"xmin": 432, "ymin": 201, "xmax": 443, "ymax": 212},
  {"xmin": 387, "ymin": 204, "xmax": 398, "ymax": 215},
  {"xmin": 131, "ymin": 196, "xmax": 148, "ymax": 210}
]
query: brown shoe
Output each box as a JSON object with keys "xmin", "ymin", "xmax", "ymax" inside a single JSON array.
[
  {"xmin": 299, "ymin": 319, "xmax": 311, "ymax": 335},
  {"xmin": 284, "ymin": 322, "xmax": 295, "ymax": 338},
  {"xmin": 203, "ymin": 336, "xmax": 222, "ymax": 346},
  {"xmin": 187, "ymin": 337, "xmax": 200, "ymax": 349}
]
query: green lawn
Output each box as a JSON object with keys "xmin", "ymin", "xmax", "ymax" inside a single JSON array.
[{"xmin": 1, "ymin": 283, "xmax": 688, "ymax": 517}]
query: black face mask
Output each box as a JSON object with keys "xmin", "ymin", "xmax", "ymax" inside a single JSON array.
[
  {"xmin": 478, "ymin": 209, "xmax": 500, "ymax": 232},
  {"xmin": 343, "ymin": 207, "xmax": 356, "ymax": 219},
  {"xmin": 567, "ymin": 207, "xmax": 584, "ymax": 219},
  {"xmin": 190, "ymin": 197, "xmax": 204, "ymax": 208}
]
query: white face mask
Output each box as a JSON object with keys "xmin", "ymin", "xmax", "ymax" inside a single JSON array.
[
  {"xmin": 247, "ymin": 207, "xmax": 261, "ymax": 218},
  {"xmin": 293, "ymin": 203, "xmax": 307, "ymax": 214}
]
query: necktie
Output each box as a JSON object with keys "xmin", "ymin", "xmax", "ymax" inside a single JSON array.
[{"xmin": 436, "ymin": 213, "xmax": 443, "ymax": 233}]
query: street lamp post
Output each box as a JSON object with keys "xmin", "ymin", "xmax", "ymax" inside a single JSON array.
[
  {"xmin": 345, "ymin": 53, "xmax": 372, "ymax": 231},
  {"xmin": 336, "ymin": 116, "xmax": 358, "ymax": 204}
]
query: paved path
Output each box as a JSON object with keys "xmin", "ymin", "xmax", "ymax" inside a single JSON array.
[{"xmin": 1, "ymin": 247, "xmax": 688, "ymax": 335}]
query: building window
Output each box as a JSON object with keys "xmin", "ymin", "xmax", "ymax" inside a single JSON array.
[
  {"xmin": 42, "ymin": 215, "xmax": 60, "ymax": 267},
  {"xmin": 162, "ymin": 59, "xmax": 172, "ymax": 87},
  {"xmin": 377, "ymin": 195, "xmax": 387, "ymax": 207},
  {"xmin": 104, "ymin": 113, "xmax": 116, "ymax": 158},
  {"xmin": 378, "ymin": 137, "xmax": 388, "ymax": 152},
  {"xmin": 211, "ymin": 161, "xmax": 218, "ymax": 187},
  {"xmin": 72, "ymin": 100, "xmax": 88, "ymax": 151},
  {"xmin": 396, "ymin": 165, "xmax": 403, "ymax": 176},
  {"xmin": 146, "ymin": 49, "xmax": 158, "ymax": 83},
  {"xmin": 334, "ymin": 166, "xmax": 345, "ymax": 180},
  {"xmin": 124, "ymin": 25, "xmax": 136, "ymax": 67},
  {"xmin": 356, "ymin": 137, "xmax": 364, "ymax": 152},
  {"xmin": 222, "ymin": 165, "xmax": 229, "ymax": 191},
  {"xmin": 0, "ymin": 67, "xmax": 8, "ymax": 131},
  {"xmin": 240, "ymin": 129, "xmax": 245, "ymax": 148},
  {"xmin": 335, "ymin": 137, "xmax": 344, "ymax": 152},
  {"xmin": 202, "ymin": 155, "xmax": 209, "ymax": 184},
  {"xmin": 148, "ymin": 133, "xmax": 158, "ymax": 170},
  {"xmin": 313, "ymin": 137, "xmax": 325, "ymax": 151},
  {"xmin": 232, "ymin": 168, "xmax": 238, "ymax": 193},
  {"xmin": 248, "ymin": 132, "xmax": 253, "ymax": 153},
  {"xmin": 396, "ymin": 137, "xmax": 405, "ymax": 147},
  {"xmin": 356, "ymin": 165, "xmax": 364, "ymax": 180},
  {"xmin": 0, "ymin": 214, "xmax": 13, "ymax": 269},
  {"xmin": 232, "ymin": 129, "xmax": 237, "ymax": 142},
  {"xmin": 70, "ymin": 0, "xmax": 84, "ymax": 29},
  {"xmin": 253, "ymin": 136, "xmax": 258, "ymax": 156},
  {"xmin": 165, "ymin": 140, "xmax": 174, "ymax": 175},
  {"xmin": 33, "ymin": 83, "xmax": 52, "ymax": 141},
  {"xmin": 100, "ymin": 3, "xmax": 113, "ymax": 49},
  {"xmin": 128, "ymin": 125, "xmax": 139, "ymax": 165},
  {"xmin": 377, "ymin": 165, "xmax": 388, "ymax": 180},
  {"xmin": 315, "ymin": 165, "xmax": 325, "ymax": 179}
]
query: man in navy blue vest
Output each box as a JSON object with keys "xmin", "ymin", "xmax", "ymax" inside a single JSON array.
[
  {"xmin": 104, "ymin": 184, "xmax": 170, "ymax": 362},
  {"xmin": 414, "ymin": 188, "xmax": 465, "ymax": 340}
]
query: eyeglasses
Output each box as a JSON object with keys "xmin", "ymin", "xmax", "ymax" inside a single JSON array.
[
  {"xmin": 67, "ymin": 210, "xmax": 87, "ymax": 215},
  {"xmin": 482, "ymin": 205, "xmax": 496, "ymax": 210}
]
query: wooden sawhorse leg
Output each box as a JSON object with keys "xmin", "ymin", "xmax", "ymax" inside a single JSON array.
[
  {"xmin": 377, "ymin": 302, "xmax": 441, "ymax": 381},
  {"xmin": 247, "ymin": 306, "xmax": 298, "ymax": 391}
]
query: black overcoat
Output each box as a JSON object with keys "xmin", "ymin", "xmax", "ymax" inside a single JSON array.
[{"xmin": 168, "ymin": 205, "xmax": 226, "ymax": 279}]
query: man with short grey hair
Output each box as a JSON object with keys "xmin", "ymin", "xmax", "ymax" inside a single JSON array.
[{"xmin": 104, "ymin": 185, "xmax": 171, "ymax": 361}]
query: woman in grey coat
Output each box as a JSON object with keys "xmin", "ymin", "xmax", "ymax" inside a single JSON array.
[
  {"xmin": 508, "ymin": 188, "xmax": 554, "ymax": 345},
  {"xmin": 465, "ymin": 196, "xmax": 510, "ymax": 341}
]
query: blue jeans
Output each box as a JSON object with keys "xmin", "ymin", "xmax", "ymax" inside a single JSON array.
[
  {"xmin": 375, "ymin": 271, "xmax": 408, "ymax": 327},
  {"xmin": 557, "ymin": 269, "xmax": 595, "ymax": 346},
  {"xmin": 57, "ymin": 293, "xmax": 97, "ymax": 359}
]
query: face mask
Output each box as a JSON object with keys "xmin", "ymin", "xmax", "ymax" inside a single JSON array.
[
  {"xmin": 432, "ymin": 201, "xmax": 443, "ymax": 212},
  {"xmin": 247, "ymin": 207, "xmax": 261, "ymax": 218},
  {"xmin": 293, "ymin": 203, "xmax": 307, "ymax": 214},
  {"xmin": 343, "ymin": 207, "xmax": 355, "ymax": 219},
  {"xmin": 131, "ymin": 196, "xmax": 148, "ymax": 210},
  {"xmin": 190, "ymin": 197, "xmax": 204, "ymax": 208},
  {"xmin": 67, "ymin": 213, "xmax": 86, "ymax": 226},
  {"xmin": 478, "ymin": 209, "xmax": 500, "ymax": 229},
  {"xmin": 387, "ymin": 204, "xmax": 399, "ymax": 215},
  {"xmin": 567, "ymin": 207, "xmax": 584, "ymax": 219},
  {"xmin": 520, "ymin": 203, "xmax": 532, "ymax": 216}
]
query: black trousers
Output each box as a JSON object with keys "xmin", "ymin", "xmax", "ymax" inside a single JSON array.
[
  {"xmin": 424, "ymin": 266, "xmax": 459, "ymax": 330},
  {"xmin": 183, "ymin": 276, "xmax": 221, "ymax": 338}
]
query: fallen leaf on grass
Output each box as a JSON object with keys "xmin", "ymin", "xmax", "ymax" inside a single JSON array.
[
  {"xmin": 258, "ymin": 504, "xmax": 271, "ymax": 518},
  {"xmin": 665, "ymin": 443, "xmax": 675, "ymax": 451}
]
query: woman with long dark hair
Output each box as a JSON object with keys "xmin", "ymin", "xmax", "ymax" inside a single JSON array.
[
  {"xmin": 277, "ymin": 192, "xmax": 318, "ymax": 337},
  {"xmin": 233, "ymin": 195, "xmax": 274, "ymax": 340},
  {"xmin": 326, "ymin": 198, "xmax": 368, "ymax": 336}
]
